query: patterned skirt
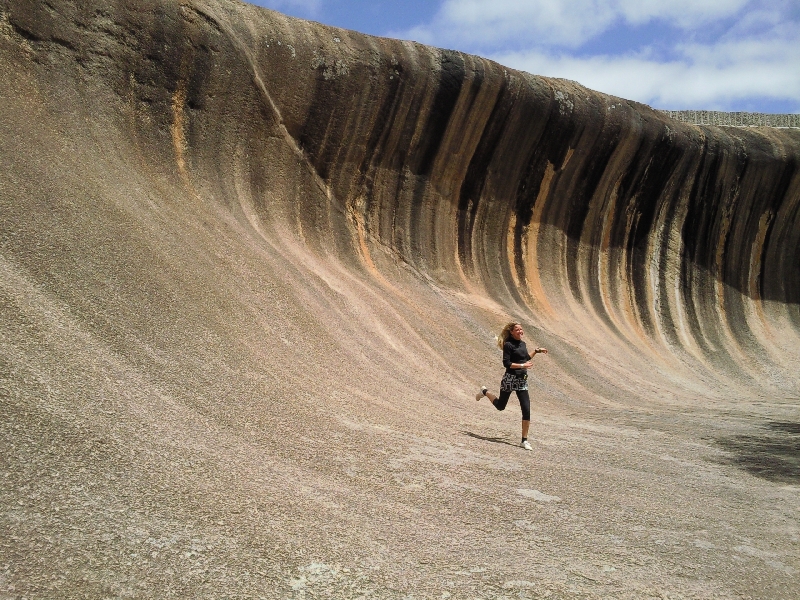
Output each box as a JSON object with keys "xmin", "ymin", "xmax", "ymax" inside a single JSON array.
[{"xmin": 499, "ymin": 371, "xmax": 528, "ymax": 392}]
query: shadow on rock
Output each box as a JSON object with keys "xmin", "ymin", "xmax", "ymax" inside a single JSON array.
[
  {"xmin": 461, "ymin": 431, "xmax": 518, "ymax": 447},
  {"xmin": 717, "ymin": 421, "xmax": 800, "ymax": 484}
]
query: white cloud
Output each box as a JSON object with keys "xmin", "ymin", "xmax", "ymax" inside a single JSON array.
[
  {"xmin": 398, "ymin": 0, "xmax": 800, "ymax": 111},
  {"xmin": 614, "ymin": 0, "xmax": 750, "ymax": 28},
  {"xmin": 406, "ymin": 0, "xmax": 752, "ymax": 49},
  {"xmin": 492, "ymin": 26, "xmax": 800, "ymax": 109},
  {"xmin": 435, "ymin": 0, "xmax": 616, "ymax": 47}
]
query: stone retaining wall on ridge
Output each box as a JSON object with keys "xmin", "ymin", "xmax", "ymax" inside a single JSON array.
[{"xmin": 660, "ymin": 110, "xmax": 800, "ymax": 128}]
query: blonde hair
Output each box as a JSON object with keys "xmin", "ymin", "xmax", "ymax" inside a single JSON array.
[{"xmin": 497, "ymin": 322, "xmax": 521, "ymax": 349}]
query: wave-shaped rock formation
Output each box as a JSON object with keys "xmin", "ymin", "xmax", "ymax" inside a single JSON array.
[{"xmin": 2, "ymin": 0, "xmax": 799, "ymax": 597}]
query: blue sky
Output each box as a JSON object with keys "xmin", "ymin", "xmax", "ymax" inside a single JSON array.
[{"xmin": 249, "ymin": 0, "xmax": 800, "ymax": 113}]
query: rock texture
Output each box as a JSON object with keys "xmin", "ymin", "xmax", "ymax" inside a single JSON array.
[{"xmin": 1, "ymin": 0, "xmax": 799, "ymax": 598}]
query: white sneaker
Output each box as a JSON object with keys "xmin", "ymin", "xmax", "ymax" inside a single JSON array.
[
  {"xmin": 521, "ymin": 440, "xmax": 533, "ymax": 451},
  {"xmin": 476, "ymin": 386, "xmax": 487, "ymax": 401}
]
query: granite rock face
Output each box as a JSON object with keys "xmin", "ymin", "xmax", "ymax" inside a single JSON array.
[{"xmin": 1, "ymin": 0, "xmax": 799, "ymax": 598}]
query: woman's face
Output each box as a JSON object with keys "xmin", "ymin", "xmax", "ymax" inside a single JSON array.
[{"xmin": 511, "ymin": 324, "xmax": 524, "ymax": 340}]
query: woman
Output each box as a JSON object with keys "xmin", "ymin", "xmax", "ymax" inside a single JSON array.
[{"xmin": 476, "ymin": 322, "xmax": 548, "ymax": 450}]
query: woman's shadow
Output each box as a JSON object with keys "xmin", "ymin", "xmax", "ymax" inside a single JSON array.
[{"xmin": 461, "ymin": 430, "xmax": 518, "ymax": 447}]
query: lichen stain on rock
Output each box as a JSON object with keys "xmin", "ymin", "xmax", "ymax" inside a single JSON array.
[{"xmin": 311, "ymin": 50, "xmax": 348, "ymax": 80}]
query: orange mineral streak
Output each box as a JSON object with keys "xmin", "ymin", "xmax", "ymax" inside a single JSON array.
[
  {"xmin": 506, "ymin": 212, "xmax": 520, "ymax": 292},
  {"xmin": 348, "ymin": 199, "xmax": 406, "ymax": 297},
  {"xmin": 170, "ymin": 80, "xmax": 189, "ymax": 186},
  {"xmin": 524, "ymin": 161, "xmax": 556, "ymax": 318}
]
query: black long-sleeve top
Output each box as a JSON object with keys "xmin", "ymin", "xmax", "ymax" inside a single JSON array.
[{"xmin": 503, "ymin": 338, "xmax": 530, "ymax": 375}]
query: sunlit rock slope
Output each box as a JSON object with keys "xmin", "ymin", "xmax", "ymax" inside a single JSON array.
[{"xmin": 2, "ymin": 0, "xmax": 799, "ymax": 597}]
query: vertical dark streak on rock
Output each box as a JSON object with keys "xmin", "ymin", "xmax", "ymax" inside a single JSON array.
[
  {"xmin": 763, "ymin": 159, "xmax": 800, "ymax": 307},
  {"xmin": 628, "ymin": 133, "xmax": 686, "ymax": 335},
  {"xmin": 355, "ymin": 57, "xmax": 404, "ymax": 206},
  {"xmin": 679, "ymin": 139, "xmax": 718, "ymax": 356},
  {"xmin": 380, "ymin": 54, "xmax": 439, "ymax": 257},
  {"xmin": 578, "ymin": 119, "xmax": 628, "ymax": 336},
  {"xmin": 414, "ymin": 50, "xmax": 466, "ymax": 177},
  {"xmin": 655, "ymin": 156, "xmax": 695, "ymax": 349},
  {"xmin": 405, "ymin": 50, "xmax": 466, "ymax": 267},
  {"xmin": 298, "ymin": 72, "xmax": 345, "ymax": 182},
  {"xmin": 477, "ymin": 77, "xmax": 551, "ymax": 304},
  {"xmin": 456, "ymin": 75, "xmax": 511, "ymax": 277},
  {"xmin": 757, "ymin": 158, "xmax": 795, "ymax": 302},
  {"xmin": 428, "ymin": 57, "xmax": 486, "ymax": 268},
  {"xmin": 511, "ymin": 98, "xmax": 570, "ymax": 303}
]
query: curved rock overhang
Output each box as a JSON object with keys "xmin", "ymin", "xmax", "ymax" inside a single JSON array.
[{"xmin": 2, "ymin": 0, "xmax": 798, "ymax": 395}]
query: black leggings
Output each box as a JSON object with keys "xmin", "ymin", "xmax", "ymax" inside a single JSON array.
[{"xmin": 493, "ymin": 389, "xmax": 531, "ymax": 421}]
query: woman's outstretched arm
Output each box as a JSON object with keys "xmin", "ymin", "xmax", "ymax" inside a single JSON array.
[{"xmin": 529, "ymin": 347, "xmax": 548, "ymax": 359}]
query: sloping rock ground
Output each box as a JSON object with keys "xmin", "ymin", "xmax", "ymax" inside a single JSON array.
[{"xmin": 1, "ymin": 0, "xmax": 799, "ymax": 598}]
